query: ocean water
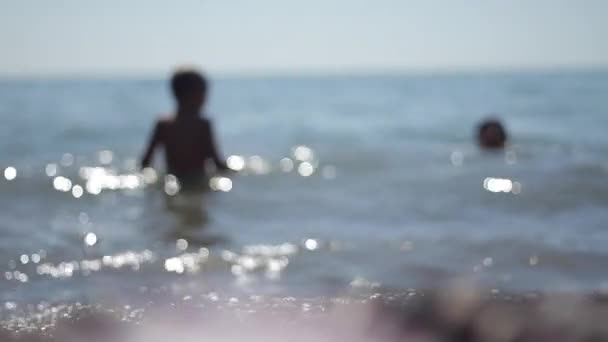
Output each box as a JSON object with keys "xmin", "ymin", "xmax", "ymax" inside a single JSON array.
[{"xmin": 1, "ymin": 71, "xmax": 608, "ymax": 316}]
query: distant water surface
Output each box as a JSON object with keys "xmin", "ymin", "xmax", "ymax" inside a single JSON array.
[{"xmin": 1, "ymin": 72, "xmax": 608, "ymax": 312}]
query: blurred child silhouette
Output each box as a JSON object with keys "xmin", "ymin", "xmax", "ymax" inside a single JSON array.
[
  {"xmin": 141, "ymin": 69, "xmax": 228, "ymax": 187},
  {"xmin": 477, "ymin": 118, "xmax": 508, "ymax": 149}
]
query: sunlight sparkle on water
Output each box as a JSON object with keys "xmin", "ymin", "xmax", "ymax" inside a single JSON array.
[
  {"xmin": 209, "ymin": 177, "xmax": 232, "ymax": 192},
  {"xmin": 61, "ymin": 153, "xmax": 74, "ymax": 166},
  {"xmin": 176, "ymin": 239, "xmax": 188, "ymax": 251},
  {"xmin": 483, "ymin": 257, "xmax": 494, "ymax": 267},
  {"xmin": 84, "ymin": 232, "xmax": 98, "ymax": 246},
  {"xmin": 280, "ymin": 158, "xmax": 294, "ymax": 172},
  {"xmin": 45, "ymin": 163, "xmax": 57, "ymax": 177},
  {"xmin": 450, "ymin": 151, "xmax": 464, "ymax": 166},
  {"xmin": 3, "ymin": 167, "xmax": 16, "ymax": 180},
  {"xmin": 37, "ymin": 250, "xmax": 154, "ymax": 278},
  {"xmin": 511, "ymin": 181, "xmax": 522, "ymax": 194},
  {"xmin": 53, "ymin": 176, "xmax": 72, "ymax": 192},
  {"xmin": 483, "ymin": 177, "xmax": 521, "ymax": 194},
  {"xmin": 243, "ymin": 243, "xmax": 298, "ymax": 257},
  {"xmin": 164, "ymin": 175, "xmax": 180, "ymax": 196},
  {"xmin": 227, "ymin": 155, "xmax": 245, "ymax": 171},
  {"xmin": 164, "ymin": 258, "xmax": 184, "ymax": 274},
  {"xmin": 120, "ymin": 174, "xmax": 141, "ymax": 189},
  {"xmin": 248, "ymin": 155, "xmax": 270, "ymax": 174},
  {"xmin": 529, "ymin": 255, "xmax": 539, "ymax": 266},
  {"xmin": 79, "ymin": 166, "xmax": 144, "ymax": 194},
  {"xmin": 304, "ymin": 239, "xmax": 319, "ymax": 250},
  {"xmin": 298, "ymin": 162, "xmax": 314, "ymax": 177},
  {"xmin": 267, "ymin": 257, "xmax": 289, "ymax": 273},
  {"xmin": 164, "ymin": 249, "xmax": 209, "ymax": 274},
  {"xmin": 142, "ymin": 167, "xmax": 158, "ymax": 184},
  {"xmin": 98, "ymin": 150, "xmax": 113, "ymax": 165},
  {"xmin": 72, "ymin": 185, "xmax": 84, "ymax": 198},
  {"xmin": 86, "ymin": 180, "xmax": 103, "ymax": 195},
  {"xmin": 293, "ymin": 145, "xmax": 314, "ymax": 162}
]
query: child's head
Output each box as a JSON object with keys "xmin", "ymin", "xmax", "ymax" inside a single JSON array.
[
  {"xmin": 171, "ymin": 69, "xmax": 208, "ymax": 112},
  {"xmin": 477, "ymin": 119, "xmax": 507, "ymax": 149}
]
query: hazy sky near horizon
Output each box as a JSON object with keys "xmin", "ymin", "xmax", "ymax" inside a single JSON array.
[{"xmin": 1, "ymin": 0, "xmax": 607, "ymax": 76}]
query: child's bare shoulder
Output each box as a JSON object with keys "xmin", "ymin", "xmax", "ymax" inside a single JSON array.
[{"xmin": 155, "ymin": 114, "xmax": 176, "ymax": 127}]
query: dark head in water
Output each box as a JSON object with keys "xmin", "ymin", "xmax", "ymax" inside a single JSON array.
[
  {"xmin": 477, "ymin": 119, "xmax": 507, "ymax": 149},
  {"xmin": 171, "ymin": 69, "xmax": 208, "ymax": 116}
]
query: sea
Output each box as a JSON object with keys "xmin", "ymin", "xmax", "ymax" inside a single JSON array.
[{"xmin": 0, "ymin": 71, "xmax": 607, "ymax": 337}]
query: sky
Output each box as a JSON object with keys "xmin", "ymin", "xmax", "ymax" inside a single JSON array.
[{"xmin": 1, "ymin": 0, "xmax": 607, "ymax": 76}]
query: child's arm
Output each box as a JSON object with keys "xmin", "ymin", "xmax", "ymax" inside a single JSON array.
[
  {"xmin": 140, "ymin": 122, "xmax": 161, "ymax": 169},
  {"xmin": 206, "ymin": 122, "xmax": 229, "ymax": 171}
]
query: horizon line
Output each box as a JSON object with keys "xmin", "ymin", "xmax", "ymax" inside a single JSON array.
[{"xmin": 1, "ymin": 65, "xmax": 607, "ymax": 81}]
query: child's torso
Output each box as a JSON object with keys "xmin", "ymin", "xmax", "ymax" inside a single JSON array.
[{"xmin": 157, "ymin": 117, "xmax": 214, "ymax": 178}]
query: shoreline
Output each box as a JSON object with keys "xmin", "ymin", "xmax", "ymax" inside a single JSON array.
[{"xmin": 3, "ymin": 288, "xmax": 608, "ymax": 341}]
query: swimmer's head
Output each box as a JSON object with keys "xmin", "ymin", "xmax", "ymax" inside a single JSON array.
[
  {"xmin": 477, "ymin": 119, "xmax": 507, "ymax": 149},
  {"xmin": 171, "ymin": 69, "xmax": 208, "ymax": 112}
]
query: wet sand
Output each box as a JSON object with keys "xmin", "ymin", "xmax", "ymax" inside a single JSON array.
[{"xmin": 3, "ymin": 288, "xmax": 608, "ymax": 342}]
